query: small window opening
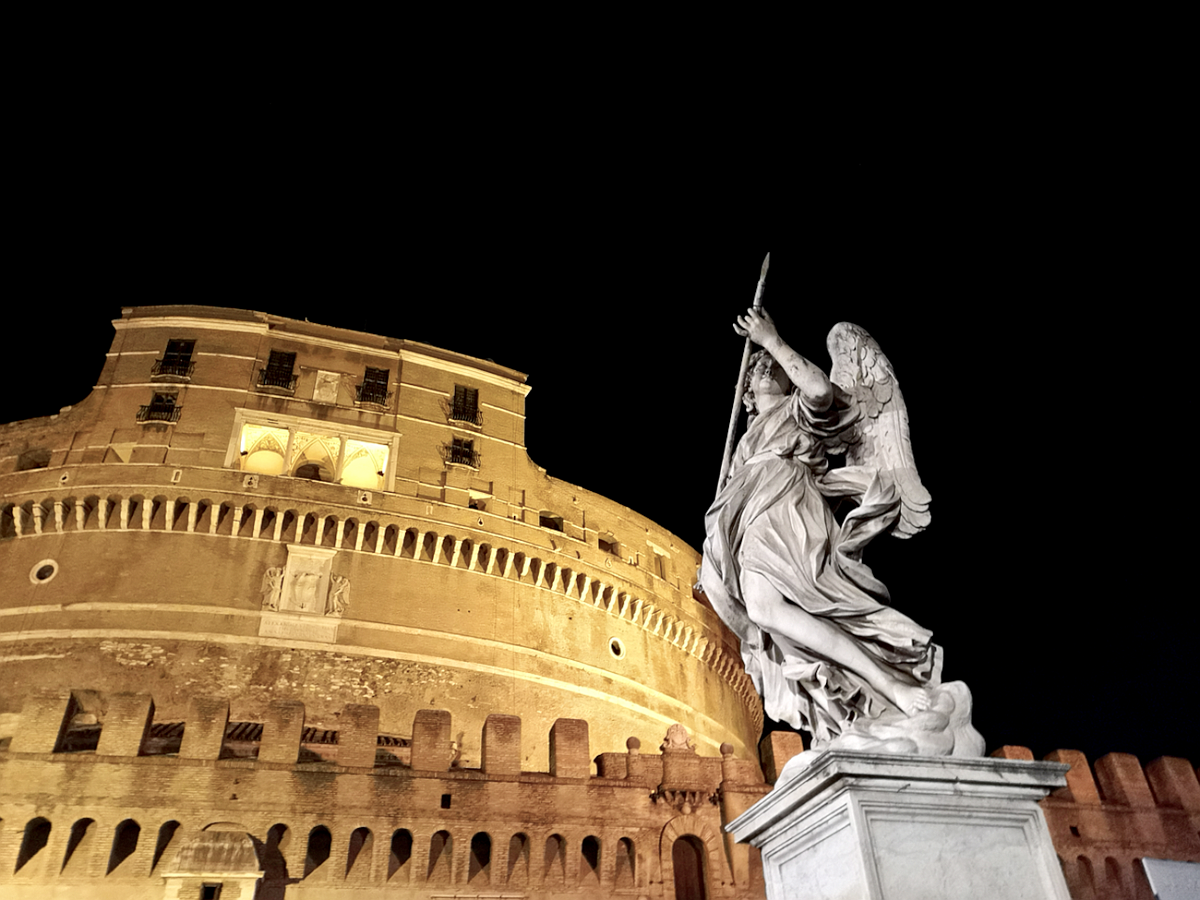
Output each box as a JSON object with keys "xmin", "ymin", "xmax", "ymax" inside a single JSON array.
[
  {"xmin": 358, "ymin": 367, "xmax": 390, "ymax": 405},
  {"xmin": 441, "ymin": 793, "xmax": 452, "ymax": 809},
  {"xmin": 139, "ymin": 392, "xmax": 180, "ymax": 423},
  {"xmin": 1070, "ymin": 826, "xmax": 1080, "ymax": 837},
  {"xmin": 154, "ymin": 339, "xmax": 196, "ymax": 378},
  {"xmin": 609, "ymin": 638, "xmax": 626, "ymax": 658},
  {"xmin": 201, "ymin": 884, "xmax": 222, "ymax": 900},
  {"xmin": 259, "ymin": 350, "xmax": 297, "ymax": 391},
  {"xmin": 540, "ymin": 513, "xmax": 563, "ymax": 531},
  {"xmin": 451, "ymin": 385, "xmax": 481, "ymax": 424},
  {"xmin": 599, "ymin": 536, "xmax": 619, "ymax": 555},
  {"xmin": 447, "ymin": 438, "xmax": 478, "ymax": 467}
]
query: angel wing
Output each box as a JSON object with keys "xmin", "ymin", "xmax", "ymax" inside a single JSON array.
[{"xmin": 825, "ymin": 322, "xmax": 931, "ymax": 538}]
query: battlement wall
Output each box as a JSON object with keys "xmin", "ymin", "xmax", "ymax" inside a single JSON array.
[
  {"xmin": 992, "ymin": 745, "xmax": 1200, "ymax": 898},
  {"xmin": 0, "ymin": 689, "xmax": 771, "ymax": 900}
]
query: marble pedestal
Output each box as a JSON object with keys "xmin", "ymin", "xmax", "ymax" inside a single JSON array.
[{"xmin": 727, "ymin": 751, "xmax": 1073, "ymax": 900}]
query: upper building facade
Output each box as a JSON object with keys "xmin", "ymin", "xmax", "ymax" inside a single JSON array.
[{"xmin": 0, "ymin": 305, "xmax": 762, "ymax": 773}]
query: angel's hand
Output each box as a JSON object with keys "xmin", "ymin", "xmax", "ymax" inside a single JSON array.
[{"xmin": 733, "ymin": 307, "xmax": 780, "ymax": 346}]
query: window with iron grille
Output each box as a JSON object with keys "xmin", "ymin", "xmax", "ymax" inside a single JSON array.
[
  {"xmin": 152, "ymin": 339, "xmax": 196, "ymax": 378},
  {"xmin": 138, "ymin": 392, "xmax": 180, "ymax": 423},
  {"xmin": 451, "ymin": 385, "xmax": 481, "ymax": 425},
  {"xmin": 447, "ymin": 437, "xmax": 479, "ymax": 467},
  {"xmin": 357, "ymin": 367, "xmax": 390, "ymax": 406},
  {"xmin": 259, "ymin": 350, "xmax": 297, "ymax": 391}
]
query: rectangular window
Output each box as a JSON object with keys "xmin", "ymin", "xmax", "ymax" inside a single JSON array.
[
  {"xmin": 448, "ymin": 437, "xmax": 478, "ymax": 467},
  {"xmin": 138, "ymin": 392, "xmax": 180, "ymax": 423},
  {"xmin": 259, "ymin": 350, "xmax": 297, "ymax": 392},
  {"xmin": 153, "ymin": 339, "xmax": 195, "ymax": 378},
  {"xmin": 540, "ymin": 513, "xmax": 563, "ymax": 531},
  {"xmin": 357, "ymin": 367, "xmax": 390, "ymax": 406},
  {"xmin": 599, "ymin": 537, "xmax": 619, "ymax": 555},
  {"xmin": 201, "ymin": 884, "xmax": 222, "ymax": 900},
  {"xmin": 451, "ymin": 385, "xmax": 481, "ymax": 424}
]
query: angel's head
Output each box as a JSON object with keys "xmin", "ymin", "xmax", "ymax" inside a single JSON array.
[{"xmin": 742, "ymin": 350, "xmax": 792, "ymax": 415}]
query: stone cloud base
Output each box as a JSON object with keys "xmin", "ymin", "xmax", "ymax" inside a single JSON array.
[{"xmin": 727, "ymin": 751, "xmax": 1073, "ymax": 900}]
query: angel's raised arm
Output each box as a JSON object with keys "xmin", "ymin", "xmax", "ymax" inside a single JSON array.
[{"xmin": 734, "ymin": 307, "xmax": 833, "ymax": 410}]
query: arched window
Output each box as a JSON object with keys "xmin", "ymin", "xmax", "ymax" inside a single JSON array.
[
  {"xmin": 507, "ymin": 833, "xmax": 529, "ymax": 885},
  {"xmin": 543, "ymin": 834, "xmax": 565, "ymax": 885},
  {"xmin": 61, "ymin": 818, "xmax": 95, "ymax": 875},
  {"xmin": 616, "ymin": 837, "xmax": 636, "ymax": 888},
  {"xmin": 346, "ymin": 827, "xmax": 372, "ymax": 877},
  {"xmin": 388, "ymin": 829, "xmax": 412, "ymax": 881},
  {"xmin": 107, "ymin": 818, "xmax": 141, "ymax": 874},
  {"xmin": 672, "ymin": 835, "xmax": 708, "ymax": 900},
  {"xmin": 1104, "ymin": 856, "xmax": 1130, "ymax": 898},
  {"xmin": 305, "ymin": 826, "xmax": 332, "ymax": 877},
  {"xmin": 469, "ymin": 832, "xmax": 491, "ymax": 884},
  {"xmin": 1074, "ymin": 855, "xmax": 1096, "ymax": 900},
  {"xmin": 428, "ymin": 830, "xmax": 452, "ymax": 884},
  {"xmin": 580, "ymin": 835, "xmax": 601, "ymax": 884},
  {"xmin": 261, "ymin": 824, "xmax": 291, "ymax": 887},
  {"xmin": 16, "ymin": 818, "xmax": 51, "ymax": 872},
  {"xmin": 151, "ymin": 821, "xmax": 180, "ymax": 873}
]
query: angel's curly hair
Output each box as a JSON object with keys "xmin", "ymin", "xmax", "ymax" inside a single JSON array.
[{"xmin": 742, "ymin": 350, "xmax": 792, "ymax": 415}]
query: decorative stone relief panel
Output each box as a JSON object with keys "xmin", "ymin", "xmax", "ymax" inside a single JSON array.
[{"xmin": 259, "ymin": 545, "xmax": 348, "ymax": 643}]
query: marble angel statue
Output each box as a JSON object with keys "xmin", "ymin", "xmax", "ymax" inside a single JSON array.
[{"xmin": 700, "ymin": 307, "xmax": 982, "ymax": 760}]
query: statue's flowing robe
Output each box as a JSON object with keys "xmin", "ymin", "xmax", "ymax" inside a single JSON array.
[{"xmin": 701, "ymin": 392, "xmax": 941, "ymax": 747}]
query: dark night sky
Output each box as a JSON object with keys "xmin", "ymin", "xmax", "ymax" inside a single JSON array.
[{"xmin": 5, "ymin": 145, "xmax": 1192, "ymax": 769}]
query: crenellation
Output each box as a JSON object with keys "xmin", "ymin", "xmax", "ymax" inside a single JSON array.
[
  {"xmin": 1146, "ymin": 756, "xmax": 1200, "ymax": 810},
  {"xmin": 178, "ymin": 696, "xmax": 229, "ymax": 761},
  {"xmin": 259, "ymin": 700, "xmax": 305, "ymax": 765},
  {"xmin": 94, "ymin": 692, "xmax": 155, "ymax": 758}
]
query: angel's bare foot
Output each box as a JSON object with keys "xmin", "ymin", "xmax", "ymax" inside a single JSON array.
[{"xmin": 891, "ymin": 683, "xmax": 932, "ymax": 716}]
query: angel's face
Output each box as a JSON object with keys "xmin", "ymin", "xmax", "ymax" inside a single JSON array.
[{"xmin": 751, "ymin": 358, "xmax": 789, "ymax": 400}]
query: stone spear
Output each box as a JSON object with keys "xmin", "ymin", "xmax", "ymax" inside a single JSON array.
[{"xmin": 716, "ymin": 252, "xmax": 769, "ymax": 493}]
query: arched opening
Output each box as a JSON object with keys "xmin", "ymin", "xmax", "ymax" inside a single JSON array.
[
  {"xmin": 321, "ymin": 515, "xmax": 338, "ymax": 547},
  {"xmin": 362, "ymin": 521, "xmax": 379, "ymax": 552},
  {"xmin": 458, "ymin": 539, "xmax": 473, "ymax": 569},
  {"xmin": 507, "ymin": 833, "xmax": 529, "ymax": 885},
  {"xmin": 1075, "ymin": 855, "xmax": 1097, "ymax": 899},
  {"xmin": 616, "ymin": 836, "xmax": 636, "ymax": 888},
  {"xmin": 440, "ymin": 534, "xmax": 455, "ymax": 564},
  {"xmin": 279, "ymin": 510, "xmax": 298, "ymax": 542},
  {"xmin": 474, "ymin": 543, "xmax": 491, "ymax": 572},
  {"xmin": 428, "ymin": 830, "xmax": 452, "ymax": 884},
  {"xmin": 106, "ymin": 819, "xmax": 141, "ymax": 874},
  {"xmin": 61, "ymin": 818, "xmax": 95, "ymax": 874},
  {"xmin": 346, "ymin": 826, "xmax": 372, "ymax": 877},
  {"xmin": 421, "ymin": 531, "xmax": 438, "ymax": 562},
  {"xmin": 16, "ymin": 818, "xmax": 51, "ymax": 872},
  {"xmin": 304, "ymin": 826, "xmax": 332, "ymax": 877},
  {"xmin": 151, "ymin": 821, "xmax": 180, "ymax": 873},
  {"xmin": 388, "ymin": 829, "xmax": 412, "ymax": 881},
  {"xmin": 672, "ymin": 835, "xmax": 708, "ymax": 900},
  {"xmin": 543, "ymin": 834, "xmax": 565, "ymax": 885},
  {"xmin": 580, "ymin": 835, "xmax": 600, "ymax": 885},
  {"xmin": 261, "ymin": 823, "xmax": 291, "ymax": 888},
  {"xmin": 469, "ymin": 832, "xmax": 491, "ymax": 884}
]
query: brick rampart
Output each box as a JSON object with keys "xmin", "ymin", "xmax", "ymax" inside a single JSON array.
[
  {"xmin": 992, "ymin": 745, "xmax": 1200, "ymax": 899},
  {"xmin": 0, "ymin": 689, "xmax": 772, "ymax": 900}
]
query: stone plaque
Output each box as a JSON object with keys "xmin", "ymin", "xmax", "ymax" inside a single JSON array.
[{"xmin": 259, "ymin": 612, "xmax": 339, "ymax": 643}]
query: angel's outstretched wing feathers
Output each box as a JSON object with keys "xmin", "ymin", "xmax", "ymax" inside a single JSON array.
[{"xmin": 826, "ymin": 322, "xmax": 931, "ymax": 538}]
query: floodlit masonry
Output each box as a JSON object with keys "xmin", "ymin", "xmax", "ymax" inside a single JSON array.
[
  {"xmin": 3, "ymin": 307, "xmax": 1199, "ymax": 899},
  {"xmin": 0, "ymin": 305, "xmax": 762, "ymax": 773},
  {"xmin": 0, "ymin": 690, "xmax": 772, "ymax": 899}
]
